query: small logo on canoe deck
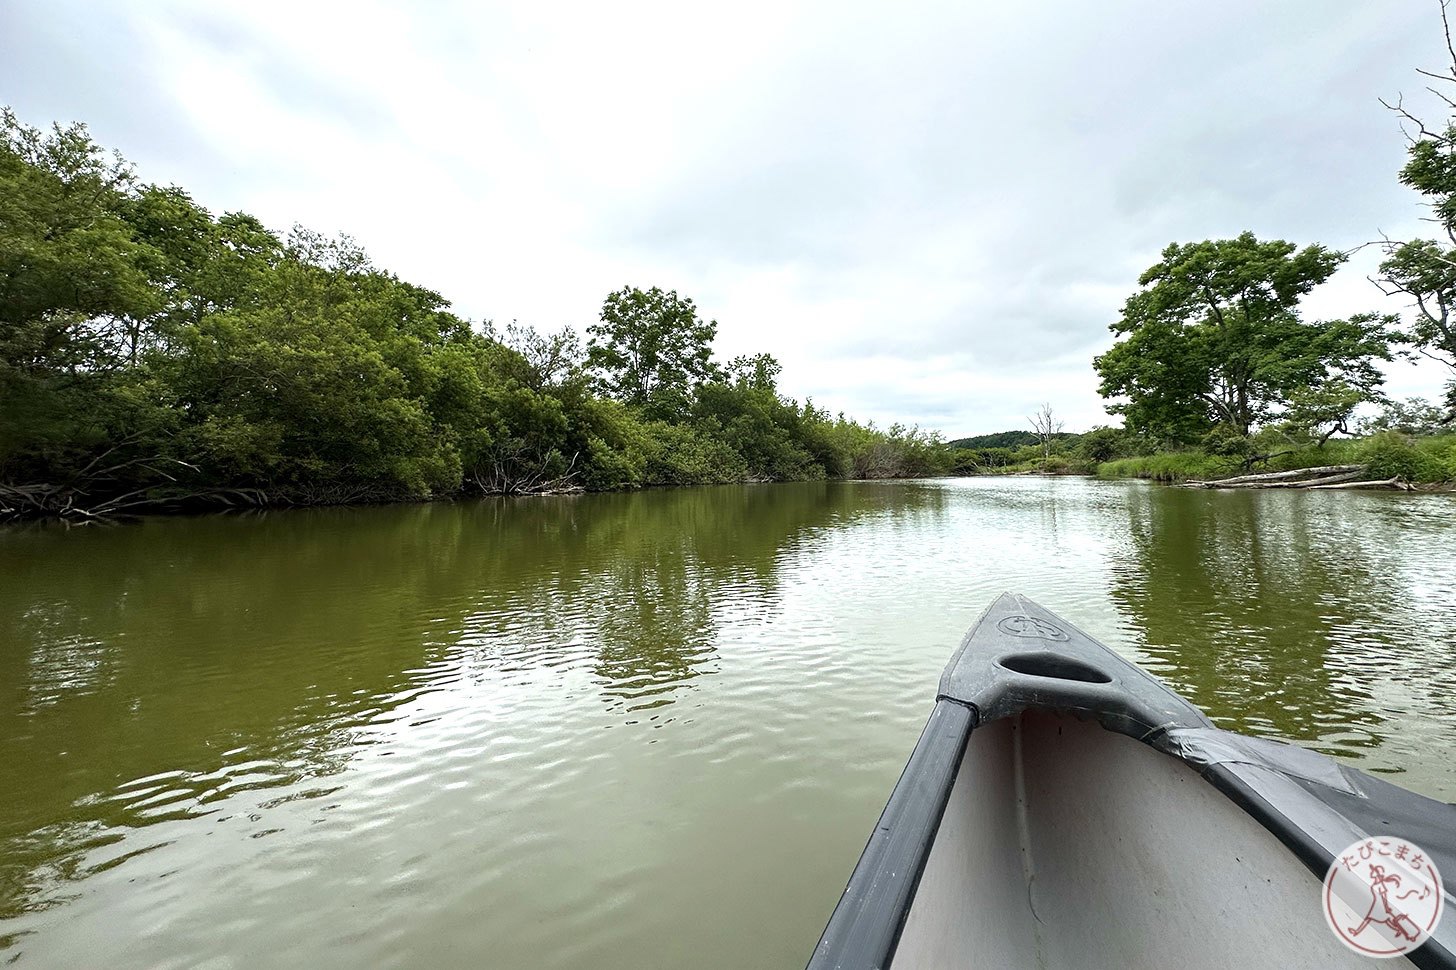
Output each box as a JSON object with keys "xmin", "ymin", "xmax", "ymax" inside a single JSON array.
[
  {"xmin": 1324, "ymin": 837, "xmax": 1443, "ymax": 958},
  {"xmin": 996, "ymin": 615, "xmax": 1069, "ymax": 641}
]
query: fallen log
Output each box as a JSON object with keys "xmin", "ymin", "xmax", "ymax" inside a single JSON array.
[
  {"xmin": 1200, "ymin": 472, "xmax": 1367, "ymax": 489},
  {"xmin": 1278, "ymin": 469, "xmax": 1367, "ymax": 489},
  {"xmin": 1214, "ymin": 479, "xmax": 1318, "ymax": 489},
  {"xmin": 1184, "ymin": 464, "xmax": 1364, "ymax": 488},
  {"xmin": 1304, "ymin": 477, "xmax": 1412, "ymax": 491}
]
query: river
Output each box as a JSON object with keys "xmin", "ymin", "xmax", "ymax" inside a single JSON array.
[{"xmin": 2, "ymin": 477, "xmax": 1454, "ymax": 968}]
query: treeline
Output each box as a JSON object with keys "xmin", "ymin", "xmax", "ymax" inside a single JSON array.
[
  {"xmin": 0, "ymin": 110, "xmax": 951, "ymax": 519},
  {"xmin": 950, "ymin": 425, "xmax": 1150, "ymax": 475},
  {"xmin": 947, "ymin": 430, "xmax": 1078, "ymax": 450}
]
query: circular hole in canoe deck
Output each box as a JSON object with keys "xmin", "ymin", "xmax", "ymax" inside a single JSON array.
[{"xmin": 997, "ymin": 652, "xmax": 1113, "ymax": 684}]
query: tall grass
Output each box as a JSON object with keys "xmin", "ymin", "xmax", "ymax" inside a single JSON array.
[
  {"xmin": 987, "ymin": 455, "xmax": 1097, "ymax": 476},
  {"xmin": 1096, "ymin": 452, "xmax": 1236, "ymax": 483}
]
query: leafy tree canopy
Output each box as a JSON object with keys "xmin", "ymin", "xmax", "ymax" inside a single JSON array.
[
  {"xmin": 586, "ymin": 285, "xmax": 719, "ymax": 419},
  {"xmin": 0, "ymin": 109, "xmax": 160, "ymax": 374},
  {"xmin": 725, "ymin": 352, "xmax": 782, "ymax": 392},
  {"xmin": 1094, "ymin": 232, "xmax": 1395, "ymax": 443}
]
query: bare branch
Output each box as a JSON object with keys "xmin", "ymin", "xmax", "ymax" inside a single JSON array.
[
  {"xmin": 1027, "ymin": 403, "xmax": 1064, "ymax": 461},
  {"xmin": 1416, "ymin": 68, "xmax": 1456, "ymax": 86},
  {"xmin": 1378, "ymin": 95, "xmax": 1443, "ymax": 142},
  {"xmin": 1443, "ymin": 0, "xmax": 1456, "ymax": 76},
  {"xmin": 1423, "ymin": 83, "xmax": 1456, "ymax": 112}
]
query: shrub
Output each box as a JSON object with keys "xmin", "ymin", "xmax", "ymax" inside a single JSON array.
[
  {"xmin": 1200, "ymin": 424, "xmax": 1253, "ymax": 459},
  {"xmin": 640, "ymin": 421, "xmax": 749, "ymax": 485},
  {"xmin": 1097, "ymin": 452, "xmax": 1235, "ymax": 483},
  {"xmin": 1358, "ymin": 432, "xmax": 1445, "ymax": 482},
  {"xmin": 1076, "ymin": 426, "xmax": 1131, "ymax": 463},
  {"xmin": 1413, "ymin": 434, "xmax": 1456, "ymax": 483}
]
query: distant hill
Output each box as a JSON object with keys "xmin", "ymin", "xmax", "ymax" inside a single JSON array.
[{"xmin": 949, "ymin": 430, "xmax": 1080, "ymax": 449}]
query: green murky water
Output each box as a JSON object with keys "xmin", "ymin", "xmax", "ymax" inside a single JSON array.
[{"xmin": 2, "ymin": 478, "xmax": 1454, "ymax": 967}]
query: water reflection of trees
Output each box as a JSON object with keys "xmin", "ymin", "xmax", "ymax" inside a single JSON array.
[
  {"xmin": 1107, "ymin": 487, "xmax": 1403, "ymax": 750},
  {"xmin": 0, "ymin": 504, "xmax": 482, "ymax": 923},
  {"xmin": 451, "ymin": 482, "xmax": 942, "ymax": 716},
  {"xmin": 0, "ymin": 481, "xmax": 930, "ymax": 923}
]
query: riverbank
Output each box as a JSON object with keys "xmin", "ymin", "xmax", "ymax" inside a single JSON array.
[
  {"xmin": 0, "ymin": 462, "xmax": 953, "ymax": 524},
  {"xmin": 943, "ymin": 431, "xmax": 1456, "ymax": 491},
  {"xmin": 1095, "ymin": 433, "xmax": 1456, "ymax": 486}
]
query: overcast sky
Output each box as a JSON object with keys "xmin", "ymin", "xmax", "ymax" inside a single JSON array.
[{"xmin": 3, "ymin": 1, "xmax": 1452, "ymax": 435}]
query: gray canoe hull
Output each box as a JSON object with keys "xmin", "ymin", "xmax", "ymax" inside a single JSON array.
[{"xmin": 807, "ymin": 593, "xmax": 1456, "ymax": 969}]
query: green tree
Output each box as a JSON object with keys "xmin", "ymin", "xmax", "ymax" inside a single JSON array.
[
  {"xmin": 1360, "ymin": 396, "xmax": 1449, "ymax": 436},
  {"xmin": 160, "ymin": 231, "xmax": 470, "ymax": 501},
  {"xmin": 0, "ymin": 110, "xmax": 178, "ymax": 507},
  {"xmin": 725, "ymin": 352, "xmax": 782, "ymax": 391},
  {"xmin": 693, "ymin": 378, "xmax": 820, "ymax": 481},
  {"xmin": 586, "ymin": 286, "xmax": 719, "ymax": 418},
  {"xmin": 1375, "ymin": 10, "xmax": 1456, "ymax": 416},
  {"xmin": 1094, "ymin": 233, "xmax": 1394, "ymax": 443},
  {"xmin": 1076, "ymin": 426, "xmax": 1133, "ymax": 464},
  {"xmin": 1375, "ymin": 240, "xmax": 1456, "ymax": 374},
  {"xmin": 495, "ymin": 321, "xmax": 586, "ymax": 393},
  {"xmin": 122, "ymin": 185, "xmax": 283, "ymax": 338},
  {"xmin": 0, "ymin": 110, "xmax": 161, "ymax": 374}
]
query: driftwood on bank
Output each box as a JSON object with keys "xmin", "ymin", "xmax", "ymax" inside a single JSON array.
[
  {"xmin": 1305, "ymin": 476, "xmax": 1414, "ymax": 491},
  {"xmin": 470, "ymin": 450, "xmax": 584, "ymax": 495},
  {"xmin": 1262, "ymin": 469, "xmax": 1367, "ymax": 488},
  {"xmin": 1182, "ymin": 465, "xmax": 1363, "ymax": 488},
  {"xmin": 1182, "ymin": 464, "xmax": 1412, "ymax": 491}
]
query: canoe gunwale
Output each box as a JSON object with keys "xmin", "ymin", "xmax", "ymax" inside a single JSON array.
[
  {"xmin": 1203, "ymin": 761, "xmax": 1456, "ymax": 970},
  {"xmin": 804, "ymin": 698, "xmax": 974, "ymax": 969}
]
